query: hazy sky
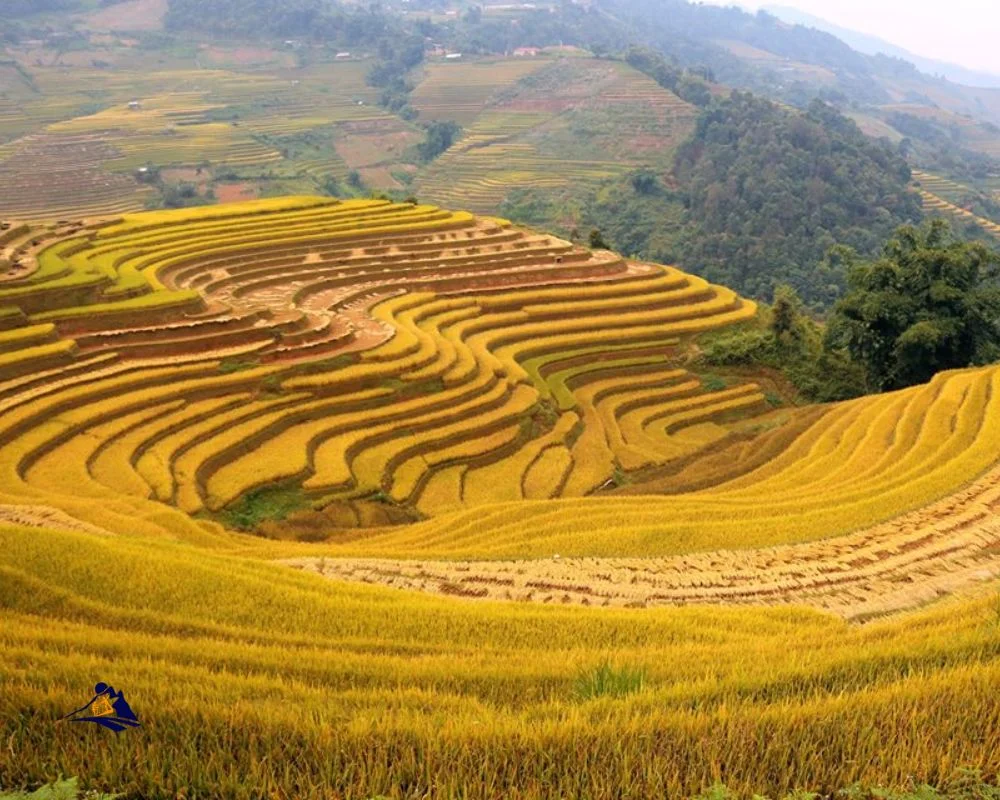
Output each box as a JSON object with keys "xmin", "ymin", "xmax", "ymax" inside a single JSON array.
[{"xmin": 708, "ymin": 0, "xmax": 1000, "ymax": 76}]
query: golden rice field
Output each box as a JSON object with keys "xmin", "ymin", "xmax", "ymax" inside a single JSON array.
[{"xmin": 0, "ymin": 198, "xmax": 999, "ymax": 798}]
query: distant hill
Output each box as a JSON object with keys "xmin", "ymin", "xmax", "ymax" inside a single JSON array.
[
  {"xmin": 415, "ymin": 57, "xmax": 699, "ymax": 214},
  {"xmin": 583, "ymin": 0, "xmax": 1000, "ymax": 131},
  {"xmin": 763, "ymin": 5, "xmax": 1000, "ymax": 90}
]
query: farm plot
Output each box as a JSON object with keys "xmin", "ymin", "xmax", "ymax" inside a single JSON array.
[
  {"xmin": 0, "ymin": 197, "xmax": 999, "ymax": 800},
  {"xmin": 307, "ymin": 361, "xmax": 1000, "ymax": 559},
  {"xmin": 300, "ymin": 452, "xmax": 1000, "ymax": 618},
  {"xmin": 416, "ymin": 59, "xmax": 697, "ymax": 212},
  {"xmin": 917, "ymin": 186, "xmax": 1000, "ymax": 238},
  {"xmin": 0, "ymin": 60, "xmax": 412, "ymax": 219},
  {"xmin": 0, "ymin": 195, "xmax": 996, "ymax": 561},
  {"xmin": 0, "ymin": 196, "xmax": 762, "ymax": 539},
  {"xmin": 410, "ymin": 59, "xmax": 552, "ymax": 124}
]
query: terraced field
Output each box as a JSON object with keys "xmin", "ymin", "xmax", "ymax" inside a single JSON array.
[
  {"xmin": 0, "ymin": 195, "xmax": 997, "ymax": 571},
  {"xmin": 410, "ymin": 59, "xmax": 552, "ymax": 124},
  {"xmin": 300, "ymin": 450, "xmax": 1000, "ymax": 618},
  {"xmin": 0, "ymin": 60, "xmax": 409, "ymax": 220},
  {"xmin": 2, "ymin": 196, "xmax": 1000, "ymax": 799},
  {"xmin": 0, "ymin": 197, "xmax": 765, "ymax": 531},
  {"xmin": 416, "ymin": 59, "xmax": 698, "ymax": 212},
  {"xmin": 917, "ymin": 184, "xmax": 1000, "ymax": 238},
  {"xmin": 912, "ymin": 170, "xmax": 978, "ymax": 203}
]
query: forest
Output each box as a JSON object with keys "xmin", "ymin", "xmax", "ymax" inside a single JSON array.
[
  {"xmin": 672, "ymin": 94, "xmax": 921, "ymax": 305},
  {"xmin": 504, "ymin": 94, "xmax": 923, "ymax": 311}
]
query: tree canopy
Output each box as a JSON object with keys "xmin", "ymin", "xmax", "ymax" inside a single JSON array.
[
  {"xmin": 417, "ymin": 121, "xmax": 461, "ymax": 163},
  {"xmin": 827, "ymin": 219, "xmax": 1000, "ymax": 391},
  {"xmin": 673, "ymin": 93, "xmax": 922, "ymax": 307}
]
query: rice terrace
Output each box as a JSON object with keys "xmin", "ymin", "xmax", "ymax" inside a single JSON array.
[{"xmin": 2, "ymin": 1, "xmax": 1000, "ymax": 799}]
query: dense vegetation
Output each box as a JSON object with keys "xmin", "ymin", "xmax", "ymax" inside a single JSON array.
[
  {"xmin": 504, "ymin": 93, "xmax": 924, "ymax": 311},
  {"xmin": 828, "ymin": 220, "xmax": 1000, "ymax": 390},
  {"xmin": 699, "ymin": 219, "xmax": 1000, "ymax": 399},
  {"xmin": 673, "ymin": 94, "xmax": 922, "ymax": 306},
  {"xmin": 417, "ymin": 120, "xmax": 461, "ymax": 162},
  {"xmin": 699, "ymin": 284, "xmax": 867, "ymax": 402}
]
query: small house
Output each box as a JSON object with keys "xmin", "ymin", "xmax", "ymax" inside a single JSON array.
[{"xmin": 127, "ymin": 100, "xmax": 141, "ymax": 111}]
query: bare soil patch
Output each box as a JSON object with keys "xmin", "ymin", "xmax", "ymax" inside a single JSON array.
[
  {"xmin": 334, "ymin": 130, "xmax": 420, "ymax": 169},
  {"xmin": 216, "ymin": 183, "xmax": 259, "ymax": 204}
]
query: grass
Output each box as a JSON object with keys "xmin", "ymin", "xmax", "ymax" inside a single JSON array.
[
  {"xmin": 7, "ymin": 773, "xmax": 998, "ymax": 800},
  {"xmin": 574, "ymin": 660, "xmax": 647, "ymax": 699},
  {"xmin": 217, "ymin": 357, "xmax": 261, "ymax": 374},
  {"xmin": 0, "ymin": 778, "xmax": 120, "ymax": 799},
  {"xmin": 217, "ymin": 480, "xmax": 309, "ymax": 532}
]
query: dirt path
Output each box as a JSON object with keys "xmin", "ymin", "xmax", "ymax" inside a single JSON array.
[{"xmin": 284, "ymin": 464, "xmax": 1000, "ymax": 621}]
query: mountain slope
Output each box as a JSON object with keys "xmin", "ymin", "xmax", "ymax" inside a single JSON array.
[{"xmin": 763, "ymin": 5, "xmax": 1000, "ymax": 90}]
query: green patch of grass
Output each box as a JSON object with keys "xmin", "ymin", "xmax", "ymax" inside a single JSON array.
[
  {"xmin": 380, "ymin": 377, "xmax": 445, "ymax": 397},
  {"xmin": 0, "ymin": 777, "xmax": 120, "ymax": 799},
  {"xmin": 610, "ymin": 465, "xmax": 629, "ymax": 488},
  {"xmin": 573, "ymin": 660, "xmax": 646, "ymax": 700},
  {"xmin": 284, "ymin": 353, "xmax": 359, "ymax": 380},
  {"xmin": 217, "ymin": 357, "xmax": 261, "ymax": 374},
  {"xmin": 764, "ymin": 391, "xmax": 784, "ymax": 407},
  {"xmin": 702, "ymin": 375, "xmax": 728, "ymax": 392},
  {"xmin": 220, "ymin": 482, "xmax": 309, "ymax": 532}
]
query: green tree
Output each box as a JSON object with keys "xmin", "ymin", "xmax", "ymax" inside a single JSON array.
[
  {"xmin": 417, "ymin": 120, "xmax": 461, "ymax": 163},
  {"xmin": 629, "ymin": 168, "xmax": 661, "ymax": 196},
  {"xmin": 827, "ymin": 219, "xmax": 1000, "ymax": 391},
  {"xmin": 769, "ymin": 284, "xmax": 805, "ymax": 343},
  {"xmin": 589, "ymin": 229, "xmax": 609, "ymax": 249}
]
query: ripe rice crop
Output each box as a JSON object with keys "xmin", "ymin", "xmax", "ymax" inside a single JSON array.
[{"xmin": 0, "ymin": 197, "xmax": 997, "ymax": 799}]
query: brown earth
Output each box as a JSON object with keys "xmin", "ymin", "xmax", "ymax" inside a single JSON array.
[
  {"xmin": 216, "ymin": 183, "xmax": 259, "ymax": 204},
  {"xmin": 334, "ymin": 128, "xmax": 420, "ymax": 170},
  {"xmin": 359, "ymin": 167, "xmax": 404, "ymax": 190}
]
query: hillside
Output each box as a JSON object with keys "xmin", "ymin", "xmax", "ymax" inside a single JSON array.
[
  {"xmin": 762, "ymin": 4, "xmax": 1000, "ymax": 89},
  {"xmin": 501, "ymin": 92, "xmax": 923, "ymax": 308},
  {"xmin": 0, "ymin": 197, "xmax": 998, "ymax": 799},
  {"xmin": 0, "ymin": 0, "xmax": 995, "ymax": 315},
  {"xmin": 415, "ymin": 57, "xmax": 699, "ymax": 213},
  {"xmin": 1, "ymin": 4, "xmax": 1000, "ymax": 798}
]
